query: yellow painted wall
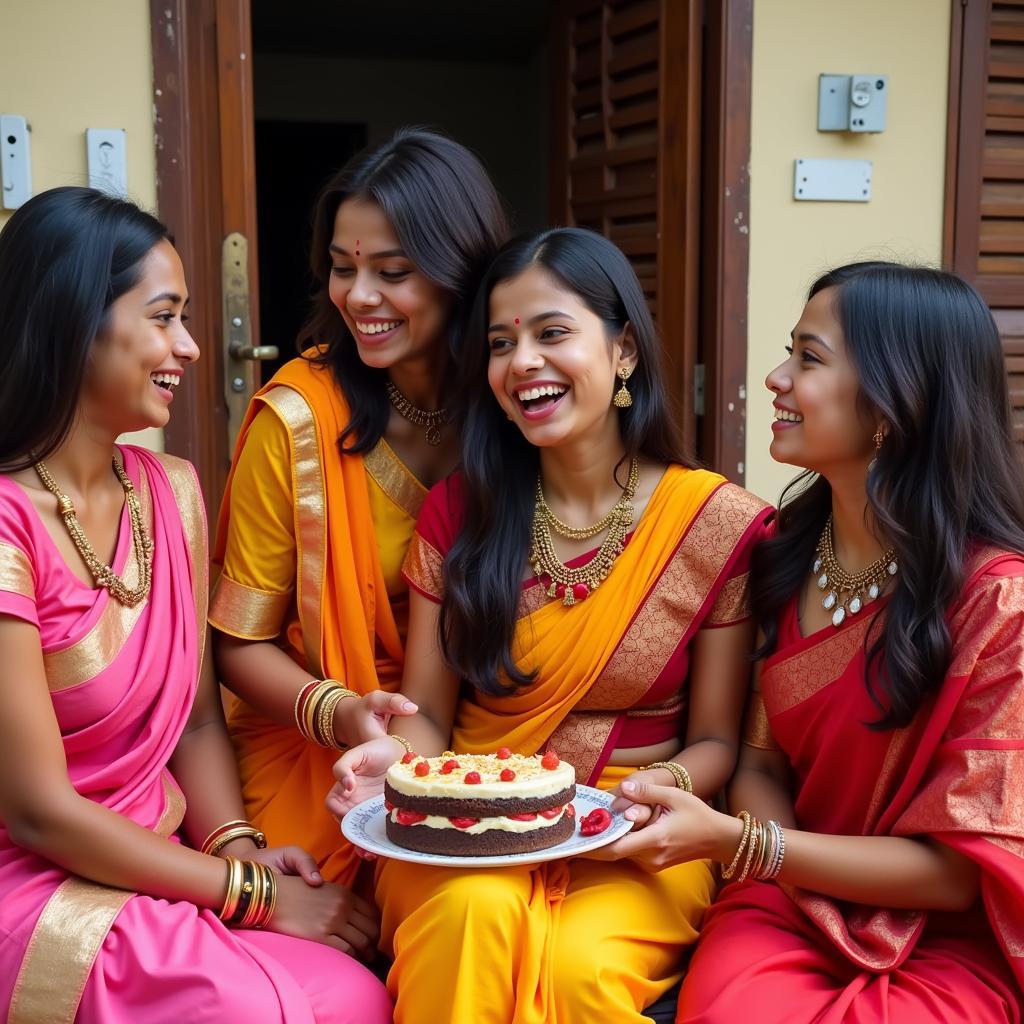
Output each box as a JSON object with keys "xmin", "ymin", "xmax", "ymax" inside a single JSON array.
[
  {"xmin": 1, "ymin": 0, "xmax": 162, "ymax": 450},
  {"xmin": 744, "ymin": 0, "xmax": 952, "ymax": 503}
]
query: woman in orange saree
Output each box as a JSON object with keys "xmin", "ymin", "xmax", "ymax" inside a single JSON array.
[
  {"xmin": 210, "ymin": 128, "xmax": 508, "ymax": 886},
  {"xmin": 331, "ymin": 228, "xmax": 771, "ymax": 1023},
  {"xmin": 594, "ymin": 262, "xmax": 1024, "ymax": 1022}
]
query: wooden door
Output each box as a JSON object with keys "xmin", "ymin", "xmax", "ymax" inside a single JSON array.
[
  {"xmin": 946, "ymin": 0, "xmax": 1024, "ymax": 438},
  {"xmin": 548, "ymin": 0, "xmax": 753, "ymax": 480},
  {"xmin": 150, "ymin": 0, "xmax": 261, "ymax": 519}
]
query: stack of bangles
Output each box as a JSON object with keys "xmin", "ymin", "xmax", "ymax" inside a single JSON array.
[
  {"xmin": 200, "ymin": 820, "xmax": 277, "ymax": 929},
  {"xmin": 721, "ymin": 811, "xmax": 786, "ymax": 883},
  {"xmin": 294, "ymin": 678, "xmax": 359, "ymax": 749},
  {"xmin": 645, "ymin": 760, "xmax": 693, "ymax": 793}
]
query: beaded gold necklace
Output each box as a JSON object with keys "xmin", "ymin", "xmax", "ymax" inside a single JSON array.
[
  {"xmin": 813, "ymin": 515, "xmax": 897, "ymax": 627},
  {"xmin": 385, "ymin": 380, "xmax": 449, "ymax": 446},
  {"xmin": 530, "ymin": 458, "xmax": 640, "ymax": 606},
  {"xmin": 34, "ymin": 458, "xmax": 153, "ymax": 607}
]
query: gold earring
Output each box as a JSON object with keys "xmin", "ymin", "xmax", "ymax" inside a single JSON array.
[
  {"xmin": 868, "ymin": 427, "xmax": 884, "ymax": 473},
  {"xmin": 613, "ymin": 366, "xmax": 633, "ymax": 409}
]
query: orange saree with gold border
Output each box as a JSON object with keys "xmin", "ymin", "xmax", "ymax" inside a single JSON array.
[
  {"xmin": 678, "ymin": 551, "xmax": 1024, "ymax": 1023},
  {"xmin": 405, "ymin": 465, "xmax": 771, "ymax": 779}
]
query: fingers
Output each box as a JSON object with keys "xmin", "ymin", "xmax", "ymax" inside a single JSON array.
[
  {"xmin": 354, "ymin": 846, "xmax": 378, "ymax": 862},
  {"xmin": 281, "ymin": 847, "xmax": 323, "ymax": 885},
  {"xmin": 624, "ymin": 803, "xmax": 656, "ymax": 827},
  {"xmin": 350, "ymin": 892, "xmax": 377, "ymax": 919},
  {"xmin": 364, "ymin": 691, "xmax": 418, "ymax": 717},
  {"xmin": 331, "ymin": 753, "xmax": 357, "ymax": 789},
  {"xmin": 341, "ymin": 909, "xmax": 381, "ymax": 950},
  {"xmin": 322, "ymin": 934, "xmax": 355, "ymax": 957},
  {"xmin": 619, "ymin": 779, "xmax": 684, "ymax": 808}
]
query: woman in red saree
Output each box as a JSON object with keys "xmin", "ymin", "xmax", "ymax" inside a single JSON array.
[
  {"xmin": 0, "ymin": 188, "xmax": 390, "ymax": 1022},
  {"xmin": 331, "ymin": 228, "xmax": 771, "ymax": 1022},
  {"xmin": 594, "ymin": 262, "xmax": 1024, "ymax": 1021}
]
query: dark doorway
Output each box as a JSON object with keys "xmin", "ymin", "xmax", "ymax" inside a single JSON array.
[{"xmin": 253, "ymin": 120, "xmax": 367, "ymax": 381}]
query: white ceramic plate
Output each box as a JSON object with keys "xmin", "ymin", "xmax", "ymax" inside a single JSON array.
[{"xmin": 341, "ymin": 784, "xmax": 633, "ymax": 868}]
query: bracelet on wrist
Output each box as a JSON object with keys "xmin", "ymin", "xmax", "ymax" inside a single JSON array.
[
  {"xmin": 294, "ymin": 679, "xmax": 359, "ymax": 749},
  {"xmin": 201, "ymin": 819, "xmax": 267, "ymax": 857},
  {"xmin": 720, "ymin": 811, "xmax": 786, "ymax": 883},
  {"xmin": 644, "ymin": 760, "xmax": 693, "ymax": 793},
  {"xmin": 219, "ymin": 857, "xmax": 277, "ymax": 929}
]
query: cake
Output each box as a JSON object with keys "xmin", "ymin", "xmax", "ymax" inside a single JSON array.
[{"xmin": 384, "ymin": 748, "xmax": 577, "ymax": 856}]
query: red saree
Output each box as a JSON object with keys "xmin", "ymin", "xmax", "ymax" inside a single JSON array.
[{"xmin": 678, "ymin": 551, "xmax": 1024, "ymax": 1023}]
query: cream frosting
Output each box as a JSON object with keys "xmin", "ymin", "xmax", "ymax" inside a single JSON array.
[
  {"xmin": 389, "ymin": 806, "xmax": 571, "ymax": 834},
  {"xmin": 386, "ymin": 751, "xmax": 575, "ymax": 801}
]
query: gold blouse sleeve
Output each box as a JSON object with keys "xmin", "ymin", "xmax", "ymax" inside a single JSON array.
[{"xmin": 209, "ymin": 407, "xmax": 297, "ymax": 640}]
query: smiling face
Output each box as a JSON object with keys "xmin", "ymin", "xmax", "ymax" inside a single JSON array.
[
  {"xmin": 79, "ymin": 239, "xmax": 197, "ymax": 435},
  {"xmin": 486, "ymin": 265, "xmax": 635, "ymax": 450},
  {"xmin": 766, "ymin": 286, "xmax": 877, "ymax": 476},
  {"xmin": 327, "ymin": 198, "xmax": 454, "ymax": 371}
]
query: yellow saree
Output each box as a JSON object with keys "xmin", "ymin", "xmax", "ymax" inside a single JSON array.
[{"xmin": 378, "ymin": 466, "xmax": 771, "ymax": 1024}]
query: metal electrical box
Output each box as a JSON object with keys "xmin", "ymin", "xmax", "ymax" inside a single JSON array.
[
  {"xmin": 794, "ymin": 159, "xmax": 872, "ymax": 202},
  {"xmin": 818, "ymin": 75, "xmax": 888, "ymax": 133}
]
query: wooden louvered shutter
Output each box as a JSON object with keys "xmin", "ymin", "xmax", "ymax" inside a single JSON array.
[
  {"xmin": 549, "ymin": 0, "xmax": 703, "ymax": 450},
  {"xmin": 947, "ymin": 0, "xmax": 1024, "ymax": 438}
]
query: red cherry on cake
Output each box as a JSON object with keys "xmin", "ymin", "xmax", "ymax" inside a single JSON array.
[
  {"xmin": 500, "ymin": 769, "xmax": 516, "ymax": 782},
  {"xmin": 496, "ymin": 746, "xmax": 512, "ymax": 759},
  {"xmin": 414, "ymin": 761, "xmax": 430, "ymax": 777},
  {"xmin": 541, "ymin": 750, "xmax": 560, "ymax": 770},
  {"xmin": 464, "ymin": 771, "xmax": 482, "ymax": 784},
  {"xmin": 509, "ymin": 812, "xmax": 538, "ymax": 822},
  {"xmin": 539, "ymin": 805, "xmax": 563, "ymax": 819},
  {"xmin": 384, "ymin": 800, "xmax": 394, "ymax": 812},
  {"xmin": 401, "ymin": 751, "xmax": 416, "ymax": 764},
  {"xmin": 449, "ymin": 817, "xmax": 479, "ymax": 829},
  {"xmin": 565, "ymin": 803, "xmax": 576, "ymax": 818},
  {"xmin": 579, "ymin": 808, "xmax": 612, "ymax": 836},
  {"xmin": 396, "ymin": 809, "xmax": 427, "ymax": 826},
  {"xmin": 440, "ymin": 759, "xmax": 460, "ymax": 774}
]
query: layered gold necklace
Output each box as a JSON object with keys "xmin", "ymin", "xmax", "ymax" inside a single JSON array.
[
  {"xmin": 530, "ymin": 458, "xmax": 640, "ymax": 606},
  {"xmin": 34, "ymin": 458, "xmax": 153, "ymax": 607},
  {"xmin": 813, "ymin": 515, "xmax": 897, "ymax": 627},
  {"xmin": 385, "ymin": 379, "xmax": 449, "ymax": 446}
]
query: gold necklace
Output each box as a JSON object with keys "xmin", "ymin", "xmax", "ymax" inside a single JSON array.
[
  {"xmin": 384, "ymin": 380, "xmax": 449, "ymax": 446},
  {"xmin": 813, "ymin": 515, "xmax": 897, "ymax": 627},
  {"xmin": 530, "ymin": 458, "xmax": 640, "ymax": 606},
  {"xmin": 34, "ymin": 458, "xmax": 154, "ymax": 607}
]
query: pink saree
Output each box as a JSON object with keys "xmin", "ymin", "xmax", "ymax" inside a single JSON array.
[
  {"xmin": 678, "ymin": 550, "xmax": 1024, "ymax": 1023},
  {"xmin": 0, "ymin": 447, "xmax": 390, "ymax": 1024}
]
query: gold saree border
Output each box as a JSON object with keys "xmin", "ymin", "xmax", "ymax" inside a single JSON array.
[
  {"xmin": 262, "ymin": 387, "xmax": 326, "ymax": 678},
  {"xmin": 208, "ymin": 574, "xmax": 292, "ymax": 641},
  {"xmin": 706, "ymin": 571, "xmax": 750, "ymax": 626},
  {"xmin": 549, "ymin": 483, "xmax": 767, "ymax": 782},
  {"xmin": 8, "ymin": 775, "xmax": 185, "ymax": 1024},
  {"xmin": 742, "ymin": 689, "xmax": 780, "ymax": 750},
  {"xmin": 42, "ymin": 462, "xmax": 152, "ymax": 692},
  {"xmin": 364, "ymin": 439, "xmax": 427, "ymax": 520},
  {"xmin": 153, "ymin": 453, "xmax": 209, "ymax": 677},
  {"xmin": 0, "ymin": 541, "xmax": 35, "ymax": 601},
  {"xmin": 404, "ymin": 533, "xmax": 444, "ymax": 600}
]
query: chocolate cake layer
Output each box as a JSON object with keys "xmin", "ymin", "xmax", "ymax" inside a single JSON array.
[
  {"xmin": 386, "ymin": 813, "xmax": 575, "ymax": 857},
  {"xmin": 384, "ymin": 782, "xmax": 576, "ymax": 818}
]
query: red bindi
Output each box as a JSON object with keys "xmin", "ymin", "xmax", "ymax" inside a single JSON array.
[
  {"xmin": 355, "ymin": 239, "xmax": 361, "ymax": 255},
  {"xmin": 514, "ymin": 317, "xmax": 520, "ymax": 326}
]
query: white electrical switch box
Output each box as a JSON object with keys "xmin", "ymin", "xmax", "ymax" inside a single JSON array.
[
  {"xmin": 87, "ymin": 129, "xmax": 128, "ymax": 197},
  {"xmin": 794, "ymin": 159, "xmax": 872, "ymax": 202},
  {"xmin": 1, "ymin": 115, "xmax": 32, "ymax": 210},
  {"xmin": 818, "ymin": 75, "xmax": 888, "ymax": 133}
]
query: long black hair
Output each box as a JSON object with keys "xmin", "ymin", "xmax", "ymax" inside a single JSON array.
[
  {"xmin": 440, "ymin": 227, "xmax": 694, "ymax": 695},
  {"xmin": 299, "ymin": 126, "xmax": 509, "ymax": 454},
  {"xmin": 751, "ymin": 261, "xmax": 1024, "ymax": 728},
  {"xmin": 0, "ymin": 186, "xmax": 170, "ymax": 470}
]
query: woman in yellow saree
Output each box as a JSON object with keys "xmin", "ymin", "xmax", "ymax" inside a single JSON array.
[
  {"xmin": 210, "ymin": 128, "xmax": 508, "ymax": 886},
  {"xmin": 332, "ymin": 228, "xmax": 772, "ymax": 1022}
]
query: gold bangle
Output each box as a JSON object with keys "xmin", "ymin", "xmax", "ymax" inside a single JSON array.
[
  {"xmin": 204, "ymin": 825, "xmax": 267, "ymax": 857},
  {"xmin": 645, "ymin": 761, "xmax": 693, "ymax": 793},
  {"xmin": 389, "ymin": 734, "xmax": 414, "ymax": 754},
  {"xmin": 218, "ymin": 856, "xmax": 243, "ymax": 921},
  {"xmin": 239, "ymin": 861, "xmax": 264, "ymax": 929},
  {"xmin": 293, "ymin": 680, "xmax": 320, "ymax": 740},
  {"xmin": 737, "ymin": 817, "xmax": 761, "ymax": 883},
  {"xmin": 722, "ymin": 811, "xmax": 752, "ymax": 880}
]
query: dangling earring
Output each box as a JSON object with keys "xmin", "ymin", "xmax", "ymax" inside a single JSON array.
[
  {"xmin": 868, "ymin": 427, "xmax": 884, "ymax": 472},
  {"xmin": 613, "ymin": 366, "xmax": 633, "ymax": 409}
]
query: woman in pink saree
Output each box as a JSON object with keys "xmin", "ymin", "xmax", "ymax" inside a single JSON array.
[
  {"xmin": 0, "ymin": 187, "xmax": 391, "ymax": 1023},
  {"xmin": 594, "ymin": 262, "xmax": 1024, "ymax": 1021}
]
